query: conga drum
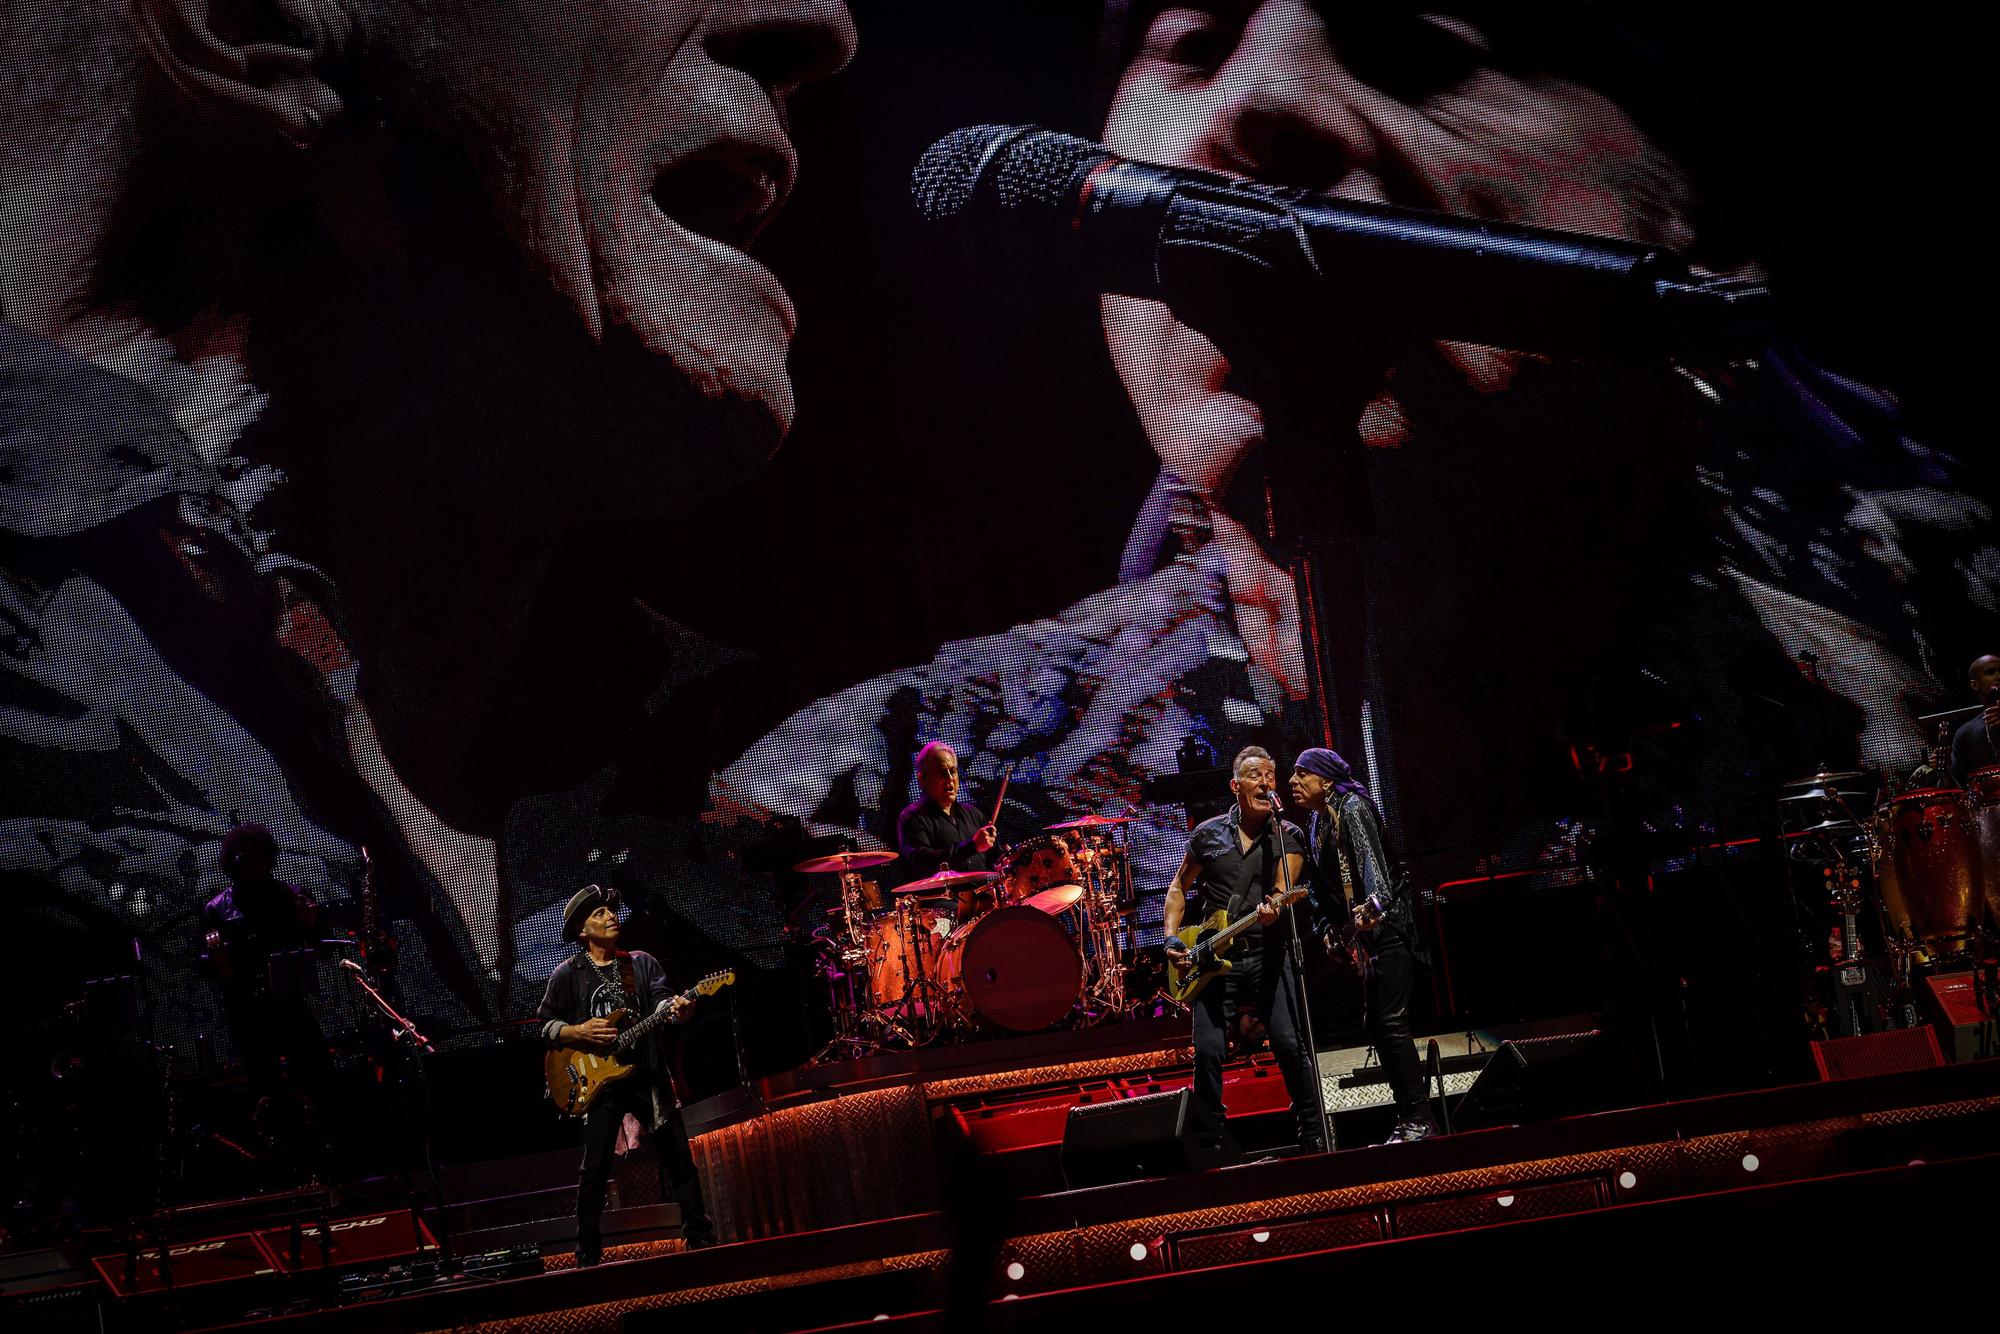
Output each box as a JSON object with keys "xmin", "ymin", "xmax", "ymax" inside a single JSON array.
[
  {"xmin": 1963, "ymin": 766, "xmax": 2000, "ymax": 922},
  {"xmin": 1871, "ymin": 789, "xmax": 1981, "ymax": 950}
]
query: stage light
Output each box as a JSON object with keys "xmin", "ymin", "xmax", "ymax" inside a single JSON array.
[
  {"xmin": 1908, "ymin": 1158, "xmax": 1924, "ymax": 1167},
  {"xmin": 1003, "ymin": 1294, "xmax": 1020, "ymax": 1302},
  {"xmin": 1006, "ymin": 1261, "xmax": 1025, "ymax": 1281},
  {"xmin": 1251, "ymin": 1231, "xmax": 1271, "ymax": 1244},
  {"xmin": 1129, "ymin": 1242, "xmax": 1149, "ymax": 1261},
  {"xmin": 1495, "ymin": 1194, "xmax": 1516, "ymax": 1208},
  {"xmin": 1741, "ymin": 1153, "xmax": 1760, "ymax": 1173},
  {"xmin": 1618, "ymin": 1171, "xmax": 1637, "ymax": 1189}
]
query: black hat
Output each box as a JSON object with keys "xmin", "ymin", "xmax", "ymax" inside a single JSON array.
[{"xmin": 561, "ymin": 884, "xmax": 616, "ymax": 942}]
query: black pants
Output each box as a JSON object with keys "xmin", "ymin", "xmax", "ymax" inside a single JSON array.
[
  {"xmin": 578, "ymin": 1086, "xmax": 714, "ymax": 1256},
  {"xmin": 1362, "ymin": 924, "xmax": 1428, "ymax": 1114},
  {"xmin": 1192, "ymin": 939, "xmax": 1322, "ymax": 1147}
]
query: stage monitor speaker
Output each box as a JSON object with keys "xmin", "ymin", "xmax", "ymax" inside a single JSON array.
[
  {"xmin": 1453, "ymin": 1028, "xmax": 1607, "ymax": 1130},
  {"xmin": 1058, "ymin": 1088, "xmax": 1234, "ymax": 1189},
  {"xmin": 1809, "ymin": 1027, "xmax": 1943, "ymax": 1081}
]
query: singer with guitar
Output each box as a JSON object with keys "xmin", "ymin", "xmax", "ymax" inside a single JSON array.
[
  {"xmin": 1287, "ymin": 749, "xmax": 1438, "ymax": 1145},
  {"xmin": 537, "ymin": 884, "xmax": 717, "ymax": 1263},
  {"xmin": 1162, "ymin": 746, "xmax": 1320, "ymax": 1154},
  {"xmin": 1949, "ymin": 654, "xmax": 2000, "ymax": 784}
]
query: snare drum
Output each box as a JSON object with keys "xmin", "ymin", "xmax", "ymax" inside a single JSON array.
[
  {"xmin": 934, "ymin": 905, "xmax": 1081, "ymax": 1032},
  {"xmin": 1871, "ymin": 788, "xmax": 1981, "ymax": 948}
]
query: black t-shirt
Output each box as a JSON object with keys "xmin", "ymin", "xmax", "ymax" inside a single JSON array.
[
  {"xmin": 536, "ymin": 949, "xmax": 676, "ymax": 1076},
  {"xmin": 1183, "ymin": 807, "xmax": 1307, "ymax": 945},
  {"xmin": 895, "ymin": 798, "xmax": 991, "ymax": 880},
  {"xmin": 202, "ymin": 877, "xmax": 318, "ymax": 1006},
  {"xmin": 1951, "ymin": 714, "xmax": 1999, "ymax": 785}
]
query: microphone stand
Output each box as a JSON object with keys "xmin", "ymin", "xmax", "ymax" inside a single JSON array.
[
  {"xmin": 1267, "ymin": 796, "xmax": 1331, "ymax": 1153},
  {"xmin": 340, "ymin": 962, "xmax": 450, "ymax": 1261}
]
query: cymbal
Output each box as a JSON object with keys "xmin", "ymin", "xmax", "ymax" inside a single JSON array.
[
  {"xmin": 1022, "ymin": 884, "xmax": 1084, "ymax": 914},
  {"xmin": 794, "ymin": 849, "xmax": 899, "ymax": 874},
  {"xmin": 897, "ymin": 869, "xmax": 1000, "ymax": 894},
  {"xmin": 1780, "ymin": 770, "xmax": 1866, "ymax": 788},
  {"xmin": 1777, "ymin": 788, "xmax": 1867, "ymax": 803},
  {"xmin": 1801, "ymin": 818, "xmax": 1863, "ymax": 835},
  {"xmin": 1045, "ymin": 813, "xmax": 1133, "ymax": 830}
]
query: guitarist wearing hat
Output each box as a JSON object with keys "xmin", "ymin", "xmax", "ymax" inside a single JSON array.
[
  {"xmin": 537, "ymin": 884, "xmax": 717, "ymax": 1263},
  {"xmin": 1162, "ymin": 747, "xmax": 1319, "ymax": 1153}
]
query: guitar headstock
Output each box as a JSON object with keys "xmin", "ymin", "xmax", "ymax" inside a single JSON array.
[{"xmin": 691, "ymin": 969, "xmax": 737, "ymax": 999}]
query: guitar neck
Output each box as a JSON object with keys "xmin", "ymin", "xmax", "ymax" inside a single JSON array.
[
  {"xmin": 615, "ymin": 994, "xmax": 687, "ymax": 1052},
  {"xmin": 613, "ymin": 977, "xmax": 730, "ymax": 1052},
  {"xmin": 1204, "ymin": 887, "xmax": 1308, "ymax": 951}
]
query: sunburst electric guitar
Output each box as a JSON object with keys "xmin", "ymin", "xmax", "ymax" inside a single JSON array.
[
  {"xmin": 543, "ymin": 970, "xmax": 735, "ymax": 1117},
  {"xmin": 1166, "ymin": 886, "xmax": 1310, "ymax": 1004}
]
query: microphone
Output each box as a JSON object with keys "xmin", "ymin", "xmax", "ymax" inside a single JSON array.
[{"xmin": 913, "ymin": 125, "xmax": 1770, "ymax": 363}]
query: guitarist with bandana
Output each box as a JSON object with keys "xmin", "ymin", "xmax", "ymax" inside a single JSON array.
[
  {"xmin": 537, "ymin": 884, "xmax": 717, "ymax": 1263},
  {"xmin": 1287, "ymin": 748, "xmax": 1438, "ymax": 1145}
]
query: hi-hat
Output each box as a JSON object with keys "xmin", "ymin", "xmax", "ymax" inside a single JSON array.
[
  {"xmin": 1045, "ymin": 813, "xmax": 1133, "ymax": 830},
  {"xmin": 794, "ymin": 849, "xmax": 900, "ymax": 875},
  {"xmin": 897, "ymin": 869, "xmax": 1000, "ymax": 895},
  {"xmin": 1021, "ymin": 884, "xmax": 1084, "ymax": 914}
]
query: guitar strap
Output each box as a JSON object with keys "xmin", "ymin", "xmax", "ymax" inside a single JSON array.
[
  {"xmin": 616, "ymin": 951, "xmax": 639, "ymax": 1009},
  {"xmin": 1328, "ymin": 806, "xmax": 1357, "ymax": 912}
]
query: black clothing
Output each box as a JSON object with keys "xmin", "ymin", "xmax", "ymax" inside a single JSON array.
[
  {"xmin": 576, "ymin": 1082, "xmax": 709, "ymax": 1259},
  {"xmin": 1184, "ymin": 806, "xmax": 1307, "ymax": 945},
  {"xmin": 1951, "ymin": 713, "xmax": 1999, "ymax": 785},
  {"xmin": 201, "ymin": 877, "xmax": 333, "ymax": 1095},
  {"xmin": 895, "ymin": 797, "xmax": 992, "ymax": 879},
  {"xmin": 1190, "ymin": 944, "xmax": 1322, "ymax": 1149},
  {"xmin": 1302, "ymin": 799, "xmax": 1430, "ymax": 1119},
  {"xmin": 537, "ymin": 948, "xmax": 713, "ymax": 1254},
  {"xmin": 1301, "ymin": 793, "xmax": 1418, "ymax": 946},
  {"xmin": 1181, "ymin": 807, "xmax": 1315, "ymax": 1144},
  {"xmin": 896, "ymin": 797, "xmax": 993, "ymax": 915}
]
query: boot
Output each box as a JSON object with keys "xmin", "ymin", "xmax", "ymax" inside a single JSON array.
[{"xmin": 1379, "ymin": 1104, "xmax": 1439, "ymax": 1145}]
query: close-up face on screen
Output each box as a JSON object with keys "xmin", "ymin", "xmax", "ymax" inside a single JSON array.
[{"xmin": 2, "ymin": 0, "xmax": 1995, "ymax": 1249}]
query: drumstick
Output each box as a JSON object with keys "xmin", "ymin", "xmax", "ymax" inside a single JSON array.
[{"xmin": 986, "ymin": 763, "xmax": 1014, "ymax": 831}]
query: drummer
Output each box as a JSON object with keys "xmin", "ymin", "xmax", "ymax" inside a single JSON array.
[
  {"xmin": 896, "ymin": 742, "xmax": 999, "ymax": 918},
  {"xmin": 1949, "ymin": 654, "xmax": 2000, "ymax": 784}
]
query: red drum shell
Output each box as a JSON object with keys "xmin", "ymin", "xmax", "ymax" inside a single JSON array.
[{"xmin": 1872, "ymin": 788, "xmax": 1980, "ymax": 945}]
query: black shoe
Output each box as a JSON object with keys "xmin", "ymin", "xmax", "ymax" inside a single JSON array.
[
  {"xmin": 1379, "ymin": 1116, "xmax": 1437, "ymax": 1145},
  {"xmin": 686, "ymin": 1234, "xmax": 720, "ymax": 1250},
  {"xmin": 576, "ymin": 1250, "xmax": 602, "ymax": 1268}
]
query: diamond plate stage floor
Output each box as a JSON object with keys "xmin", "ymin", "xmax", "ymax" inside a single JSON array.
[{"xmin": 136, "ymin": 1041, "xmax": 2000, "ymax": 1334}]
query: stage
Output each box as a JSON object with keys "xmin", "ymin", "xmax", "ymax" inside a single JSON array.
[{"xmin": 19, "ymin": 1017, "xmax": 1996, "ymax": 1332}]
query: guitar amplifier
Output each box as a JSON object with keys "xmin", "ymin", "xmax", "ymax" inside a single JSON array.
[
  {"xmin": 92, "ymin": 1233, "xmax": 275, "ymax": 1298},
  {"xmin": 252, "ymin": 1210, "xmax": 437, "ymax": 1275}
]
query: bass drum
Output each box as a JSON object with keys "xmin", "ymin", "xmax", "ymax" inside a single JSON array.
[{"xmin": 935, "ymin": 906, "xmax": 1081, "ymax": 1033}]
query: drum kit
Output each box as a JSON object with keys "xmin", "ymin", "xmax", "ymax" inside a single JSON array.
[
  {"xmin": 1780, "ymin": 756, "xmax": 2000, "ymax": 1030},
  {"xmin": 799, "ymin": 814, "xmax": 1148, "ymax": 1061}
]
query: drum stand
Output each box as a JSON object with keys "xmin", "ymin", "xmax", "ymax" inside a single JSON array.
[{"xmin": 810, "ymin": 872, "xmax": 888, "ymax": 1065}]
